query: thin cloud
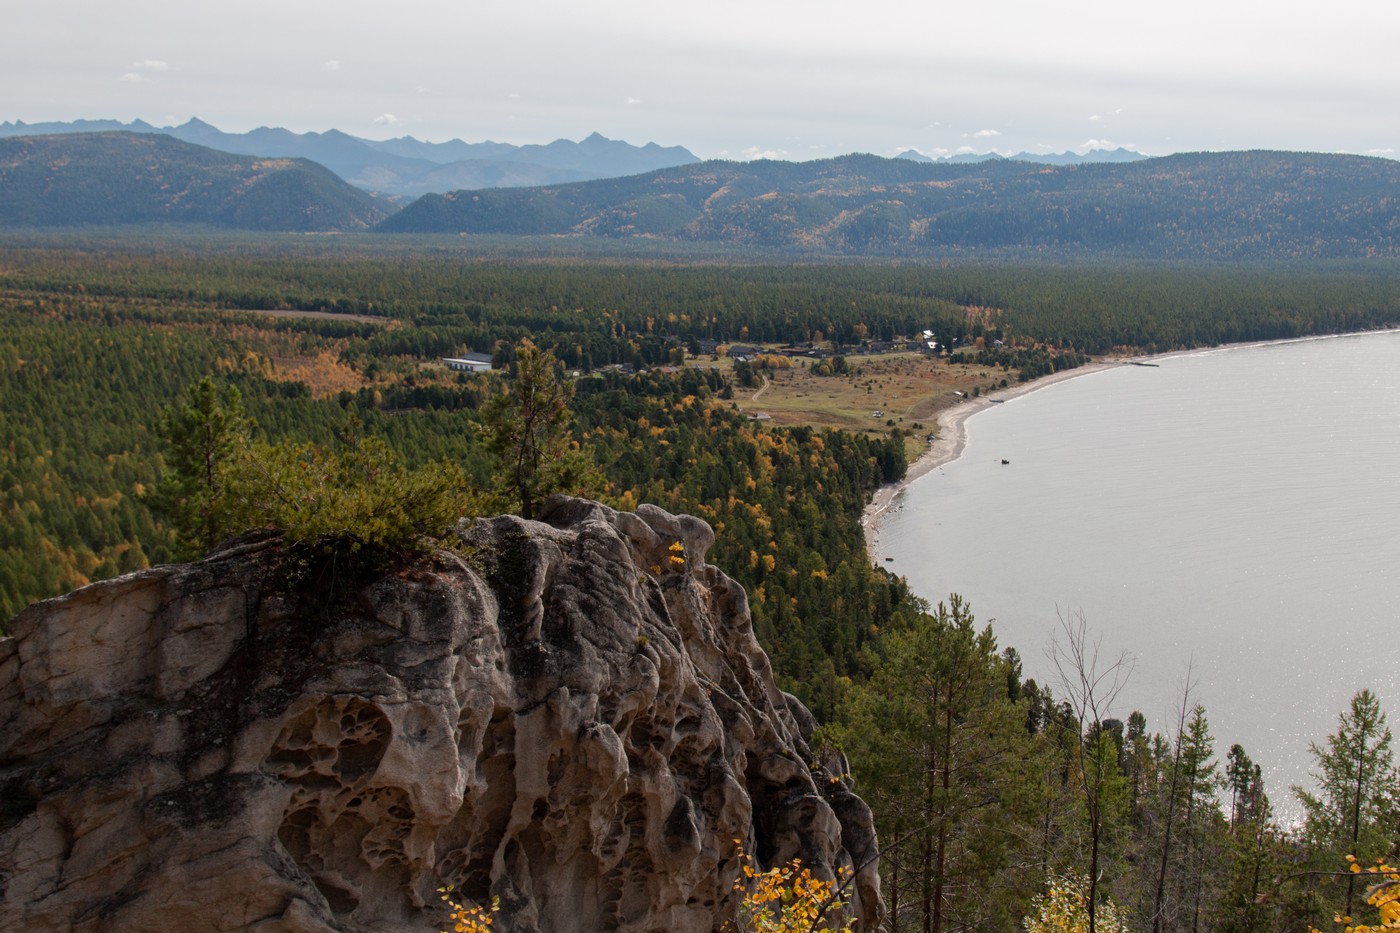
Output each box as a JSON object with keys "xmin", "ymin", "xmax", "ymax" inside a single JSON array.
[
  {"xmin": 322, "ymin": 60, "xmax": 341, "ymax": 71},
  {"xmin": 973, "ymin": 128, "xmax": 1001, "ymax": 138},
  {"xmin": 121, "ymin": 59, "xmax": 168, "ymax": 84},
  {"xmin": 898, "ymin": 146, "xmax": 951, "ymax": 158},
  {"xmin": 730, "ymin": 146, "xmax": 790, "ymax": 161},
  {"xmin": 625, "ymin": 97, "xmax": 641, "ymax": 105},
  {"xmin": 373, "ymin": 113, "xmax": 402, "ymax": 126}
]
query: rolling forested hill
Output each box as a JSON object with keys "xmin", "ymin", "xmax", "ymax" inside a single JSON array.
[
  {"xmin": 0, "ymin": 133, "xmax": 396, "ymax": 231},
  {"xmin": 380, "ymin": 150, "xmax": 1400, "ymax": 259},
  {"xmin": 8, "ymin": 136, "xmax": 1399, "ymax": 259}
]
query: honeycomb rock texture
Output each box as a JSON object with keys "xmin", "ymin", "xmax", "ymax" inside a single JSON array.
[{"xmin": 0, "ymin": 498, "xmax": 883, "ymax": 932}]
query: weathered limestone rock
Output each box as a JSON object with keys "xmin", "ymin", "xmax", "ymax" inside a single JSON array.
[{"xmin": 0, "ymin": 499, "xmax": 882, "ymax": 932}]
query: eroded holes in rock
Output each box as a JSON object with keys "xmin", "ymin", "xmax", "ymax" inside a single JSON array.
[
  {"xmin": 437, "ymin": 848, "xmax": 493, "ymax": 909},
  {"xmin": 269, "ymin": 697, "xmax": 391, "ymax": 785},
  {"xmin": 337, "ymin": 741, "xmax": 384, "ymax": 782},
  {"xmin": 456, "ymin": 712, "xmax": 482, "ymax": 756},
  {"xmin": 312, "ymin": 873, "xmax": 360, "ymax": 915},
  {"xmin": 277, "ymin": 807, "xmax": 318, "ymax": 864},
  {"xmin": 673, "ymin": 732, "xmax": 711, "ymax": 766},
  {"xmin": 546, "ymin": 751, "xmax": 567, "ymax": 787},
  {"xmin": 363, "ymin": 844, "xmax": 408, "ymax": 868},
  {"xmin": 435, "ymin": 846, "xmax": 470, "ymax": 889},
  {"xmin": 266, "ymin": 746, "xmax": 318, "ymax": 777},
  {"xmin": 483, "ymin": 710, "xmax": 514, "ymax": 755},
  {"xmin": 530, "ymin": 798, "xmax": 548, "ymax": 822},
  {"xmin": 361, "ymin": 794, "xmax": 414, "ymax": 869},
  {"xmin": 399, "ymin": 702, "xmax": 442, "ymax": 746},
  {"xmin": 663, "ymin": 797, "xmax": 700, "ymax": 851}
]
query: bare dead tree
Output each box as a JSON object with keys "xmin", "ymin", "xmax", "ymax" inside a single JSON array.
[
  {"xmin": 1049, "ymin": 609, "xmax": 1134, "ymax": 933},
  {"xmin": 1151, "ymin": 666, "xmax": 1197, "ymax": 933}
]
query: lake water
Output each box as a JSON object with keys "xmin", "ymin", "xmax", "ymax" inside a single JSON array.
[{"xmin": 876, "ymin": 330, "xmax": 1400, "ymax": 818}]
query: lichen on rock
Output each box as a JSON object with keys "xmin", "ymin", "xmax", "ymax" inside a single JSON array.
[{"xmin": 0, "ymin": 497, "xmax": 882, "ymax": 932}]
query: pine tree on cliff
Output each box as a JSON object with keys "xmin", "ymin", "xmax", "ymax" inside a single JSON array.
[
  {"xmin": 482, "ymin": 339, "xmax": 598, "ymax": 520},
  {"xmin": 147, "ymin": 377, "xmax": 253, "ymax": 557}
]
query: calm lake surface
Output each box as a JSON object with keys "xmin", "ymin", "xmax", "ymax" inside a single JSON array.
[{"xmin": 877, "ymin": 330, "xmax": 1400, "ymax": 817}]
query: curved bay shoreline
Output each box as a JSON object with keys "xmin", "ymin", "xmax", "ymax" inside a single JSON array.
[
  {"xmin": 861, "ymin": 359, "xmax": 1118, "ymax": 561},
  {"xmin": 861, "ymin": 328, "xmax": 1400, "ymax": 563}
]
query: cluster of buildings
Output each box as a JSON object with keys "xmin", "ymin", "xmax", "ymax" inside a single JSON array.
[{"xmin": 443, "ymin": 327, "xmax": 976, "ymax": 376}]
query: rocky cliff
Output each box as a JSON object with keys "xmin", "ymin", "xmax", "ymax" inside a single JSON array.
[{"xmin": 0, "ymin": 498, "xmax": 882, "ymax": 932}]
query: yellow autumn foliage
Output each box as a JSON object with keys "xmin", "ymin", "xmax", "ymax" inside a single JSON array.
[
  {"xmin": 1023, "ymin": 873, "xmax": 1129, "ymax": 933},
  {"xmin": 730, "ymin": 842, "xmax": 855, "ymax": 933},
  {"xmin": 1312, "ymin": 857, "xmax": 1400, "ymax": 933},
  {"xmin": 437, "ymin": 887, "xmax": 499, "ymax": 933}
]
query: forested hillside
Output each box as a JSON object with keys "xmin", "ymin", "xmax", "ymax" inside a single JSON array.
[
  {"xmin": 3, "ymin": 233, "xmax": 1398, "ymax": 931},
  {"xmin": 382, "ymin": 150, "xmax": 1400, "ymax": 260},
  {"xmin": 11, "ymin": 139, "xmax": 1400, "ymax": 261},
  {"xmin": 0, "ymin": 134, "xmax": 395, "ymax": 230}
]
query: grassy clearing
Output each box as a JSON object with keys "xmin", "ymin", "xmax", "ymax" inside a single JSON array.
[
  {"xmin": 735, "ymin": 353, "xmax": 1010, "ymax": 424},
  {"xmin": 692, "ymin": 351, "xmax": 1016, "ymax": 460}
]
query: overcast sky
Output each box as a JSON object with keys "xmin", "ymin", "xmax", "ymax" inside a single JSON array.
[{"xmin": 6, "ymin": 0, "xmax": 1397, "ymax": 161}]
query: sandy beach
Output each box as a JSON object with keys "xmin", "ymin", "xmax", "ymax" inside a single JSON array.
[{"xmin": 861, "ymin": 359, "xmax": 1121, "ymax": 560}]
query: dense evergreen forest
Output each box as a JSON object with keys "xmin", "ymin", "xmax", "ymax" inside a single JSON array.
[{"xmin": 3, "ymin": 232, "xmax": 1399, "ymax": 931}]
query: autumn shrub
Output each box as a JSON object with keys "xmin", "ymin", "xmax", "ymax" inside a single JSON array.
[
  {"xmin": 730, "ymin": 842, "xmax": 854, "ymax": 933},
  {"xmin": 1311, "ymin": 857, "xmax": 1400, "ymax": 933},
  {"xmin": 1023, "ymin": 872, "xmax": 1129, "ymax": 933},
  {"xmin": 437, "ymin": 887, "xmax": 499, "ymax": 933}
]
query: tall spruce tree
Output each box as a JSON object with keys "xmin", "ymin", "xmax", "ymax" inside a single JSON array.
[
  {"xmin": 1296, "ymin": 689, "xmax": 1400, "ymax": 921},
  {"xmin": 148, "ymin": 377, "xmax": 253, "ymax": 556}
]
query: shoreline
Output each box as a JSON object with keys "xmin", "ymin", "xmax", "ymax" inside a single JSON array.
[
  {"xmin": 861, "ymin": 326, "xmax": 1400, "ymax": 562},
  {"xmin": 861, "ymin": 359, "xmax": 1119, "ymax": 560}
]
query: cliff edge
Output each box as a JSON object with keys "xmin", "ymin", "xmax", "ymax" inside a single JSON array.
[{"xmin": 0, "ymin": 498, "xmax": 882, "ymax": 932}]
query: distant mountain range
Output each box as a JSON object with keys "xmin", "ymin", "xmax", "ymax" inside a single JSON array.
[
  {"xmin": 4, "ymin": 132, "xmax": 1399, "ymax": 259},
  {"xmin": 895, "ymin": 147, "xmax": 1149, "ymax": 166},
  {"xmin": 0, "ymin": 133, "xmax": 393, "ymax": 231},
  {"xmin": 0, "ymin": 118, "xmax": 700, "ymax": 197},
  {"xmin": 381, "ymin": 150, "xmax": 1400, "ymax": 259}
]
